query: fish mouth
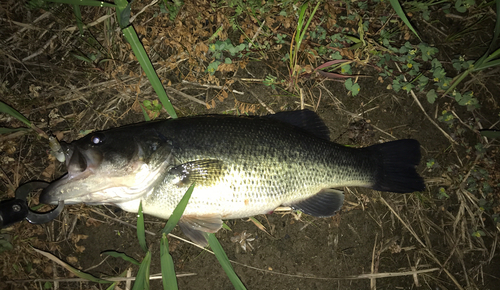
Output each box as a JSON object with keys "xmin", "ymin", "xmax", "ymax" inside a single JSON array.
[
  {"xmin": 40, "ymin": 142, "xmax": 165, "ymax": 206},
  {"xmin": 40, "ymin": 142, "xmax": 104, "ymax": 205}
]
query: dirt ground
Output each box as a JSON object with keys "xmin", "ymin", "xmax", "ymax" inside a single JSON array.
[{"xmin": 1, "ymin": 1, "xmax": 499, "ymax": 289}]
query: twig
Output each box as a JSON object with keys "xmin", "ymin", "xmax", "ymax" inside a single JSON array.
[
  {"xmin": 300, "ymin": 88, "xmax": 304, "ymax": 110},
  {"xmin": 129, "ymin": 0, "xmax": 158, "ymax": 24},
  {"xmin": 380, "ymin": 197, "xmax": 426, "ymax": 248},
  {"xmin": 3, "ymin": 11, "xmax": 52, "ymax": 43},
  {"xmin": 0, "ymin": 17, "xmax": 45, "ymax": 33},
  {"xmin": 249, "ymin": 90, "xmax": 275, "ymax": 114},
  {"xmin": 181, "ymin": 80, "xmax": 244, "ymax": 94},
  {"xmin": 22, "ymin": 35, "xmax": 58, "ymax": 62},
  {"xmin": 63, "ymin": 14, "xmax": 114, "ymax": 32},
  {"xmin": 424, "ymin": 249, "xmax": 465, "ymax": 290},
  {"xmin": 165, "ymin": 87, "xmax": 207, "ymax": 106},
  {"xmin": 370, "ymin": 233, "xmax": 378, "ymax": 290},
  {"xmin": 371, "ymin": 124, "xmax": 397, "ymax": 140},
  {"xmin": 89, "ymin": 209, "xmax": 157, "ymax": 236},
  {"xmin": 315, "ymin": 89, "xmax": 322, "ymax": 111},
  {"xmin": 421, "ymin": 19, "xmax": 448, "ymax": 37},
  {"xmin": 248, "ymin": 20, "xmax": 266, "ymax": 49},
  {"xmin": 5, "ymin": 273, "xmax": 196, "ymax": 284},
  {"xmin": 393, "ymin": 63, "xmax": 458, "ymax": 145}
]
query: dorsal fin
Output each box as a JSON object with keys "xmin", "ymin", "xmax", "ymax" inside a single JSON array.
[{"xmin": 265, "ymin": 110, "xmax": 330, "ymax": 140}]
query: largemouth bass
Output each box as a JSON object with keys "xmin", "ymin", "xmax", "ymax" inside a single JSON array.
[{"xmin": 41, "ymin": 110, "xmax": 424, "ymax": 245}]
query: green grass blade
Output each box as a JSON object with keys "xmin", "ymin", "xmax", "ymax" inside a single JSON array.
[
  {"xmin": 389, "ymin": 0, "xmax": 421, "ymax": 41},
  {"xmin": 105, "ymin": 282, "xmax": 119, "ymax": 290},
  {"xmin": 295, "ymin": 3, "xmax": 307, "ymax": 44},
  {"xmin": 72, "ymin": 4, "xmax": 84, "ymax": 36},
  {"xmin": 222, "ymin": 222, "xmax": 232, "ymax": 231},
  {"xmin": 290, "ymin": 1, "xmax": 321, "ymax": 78},
  {"xmin": 0, "ymin": 127, "xmax": 29, "ymax": 134},
  {"xmin": 132, "ymin": 251, "xmax": 151, "ymax": 290},
  {"xmin": 104, "ymin": 270, "xmax": 128, "ymax": 290},
  {"xmin": 161, "ymin": 233, "xmax": 178, "ymax": 290},
  {"xmin": 477, "ymin": 3, "xmax": 500, "ymax": 67},
  {"xmin": 299, "ymin": 1, "xmax": 320, "ymax": 43},
  {"xmin": 141, "ymin": 104, "xmax": 151, "ymax": 121},
  {"xmin": 484, "ymin": 47, "xmax": 500, "ymax": 63},
  {"xmin": 158, "ymin": 184, "xmax": 195, "ymax": 290},
  {"xmin": 162, "ymin": 183, "xmax": 195, "ymax": 235},
  {"xmin": 474, "ymin": 58, "xmax": 500, "ymax": 71},
  {"xmin": 137, "ymin": 201, "xmax": 147, "ymax": 252},
  {"xmin": 0, "ymin": 101, "xmax": 31, "ymax": 127},
  {"xmin": 208, "ymin": 25, "xmax": 224, "ymax": 42},
  {"xmin": 208, "ymin": 234, "xmax": 246, "ymax": 290},
  {"xmin": 491, "ymin": 0, "xmax": 500, "ymax": 50},
  {"xmin": 122, "ymin": 26, "xmax": 178, "ymax": 119},
  {"xmin": 45, "ymin": 0, "xmax": 115, "ymax": 7},
  {"xmin": 101, "ymin": 251, "xmax": 140, "ymax": 265},
  {"xmin": 443, "ymin": 69, "xmax": 471, "ymax": 97},
  {"xmin": 480, "ymin": 130, "xmax": 500, "ymax": 139},
  {"xmin": 115, "ymin": 0, "xmax": 131, "ymax": 28}
]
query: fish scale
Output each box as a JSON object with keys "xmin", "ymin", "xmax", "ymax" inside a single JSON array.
[{"xmin": 141, "ymin": 115, "xmax": 374, "ymax": 219}]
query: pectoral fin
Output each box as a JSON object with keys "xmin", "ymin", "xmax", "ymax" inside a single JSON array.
[
  {"xmin": 178, "ymin": 215, "xmax": 223, "ymax": 247},
  {"xmin": 168, "ymin": 160, "xmax": 225, "ymax": 187},
  {"xmin": 290, "ymin": 189, "xmax": 344, "ymax": 217}
]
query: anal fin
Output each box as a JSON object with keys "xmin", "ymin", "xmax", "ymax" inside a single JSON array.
[
  {"xmin": 290, "ymin": 189, "xmax": 344, "ymax": 218},
  {"xmin": 178, "ymin": 215, "xmax": 223, "ymax": 247}
]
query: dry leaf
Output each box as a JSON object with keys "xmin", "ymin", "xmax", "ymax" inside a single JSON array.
[
  {"xmin": 71, "ymin": 234, "xmax": 88, "ymax": 244},
  {"xmin": 43, "ymin": 265, "xmax": 53, "ymax": 275},
  {"xmin": 75, "ymin": 245, "xmax": 85, "ymax": 253},
  {"xmin": 41, "ymin": 162, "xmax": 56, "ymax": 178},
  {"xmin": 195, "ymin": 42, "xmax": 208, "ymax": 54},
  {"xmin": 67, "ymin": 256, "xmax": 78, "ymax": 264},
  {"xmin": 85, "ymin": 218, "xmax": 102, "ymax": 227},
  {"xmin": 131, "ymin": 98, "xmax": 141, "ymax": 113}
]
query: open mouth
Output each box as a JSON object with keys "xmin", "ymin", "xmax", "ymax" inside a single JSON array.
[
  {"xmin": 40, "ymin": 143, "xmax": 101, "ymax": 204},
  {"xmin": 40, "ymin": 142, "xmax": 162, "ymax": 206}
]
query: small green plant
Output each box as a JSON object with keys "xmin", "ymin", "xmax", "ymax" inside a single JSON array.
[
  {"xmin": 388, "ymin": 0, "xmax": 421, "ymax": 41},
  {"xmin": 142, "ymin": 100, "xmax": 163, "ymax": 120},
  {"xmin": 471, "ymin": 230, "xmax": 485, "ymax": 237},
  {"xmin": 288, "ymin": 1, "xmax": 320, "ymax": 90},
  {"xmin": 263, "ymin": 75, "xmax": 278, "ymax": 90},
  {"xmin": 454, "ymin": 0, "xmax": 475, "ymax": 13},
  {"xmin": 437, "ymin": 187, "xmax": 450, "ymax": 200},
  {"xmin": 492, "ymin": 214, "xmax": 500, "ymax": 225},
  {"xmin": 480, "ymin": 129, "xmax": 500, "ymax": 139},
  {"xmin": 276, "ymin": 33, "xmax": 287, "ymax": 44},
  {"xmin": 345, "ymin": 78, "xmax": 360, "ymax": 96},
  {"xmin": 161, "ymin": 0, "xmax": 184, "ymax": 21},
  {"xmin": 0, "ymin": 101, "xmax": 48, "ymax": 138},
  {"xmin": 437, "ymin": 110, "xmax": 455, "ymax": 126},
  {"xmin": 426, "ymin": 158, "xmax": 440, "ymax": 170},
  {"xmin": 441, "ymin": 0, "xmax": 500, "ymax": 103},
  {"xmin": 207, "ymin": 39, "xmax": 248, "ymax": 75}
]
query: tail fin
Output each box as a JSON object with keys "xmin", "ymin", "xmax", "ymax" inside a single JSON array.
[{"xmin": 368, "ymin": 139, "xmax": 425, "ymax": 193}]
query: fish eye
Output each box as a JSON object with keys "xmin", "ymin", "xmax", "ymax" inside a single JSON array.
[{"xmin": 90, "ymin": 133, "xmax": 105, "ymax": 145}]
